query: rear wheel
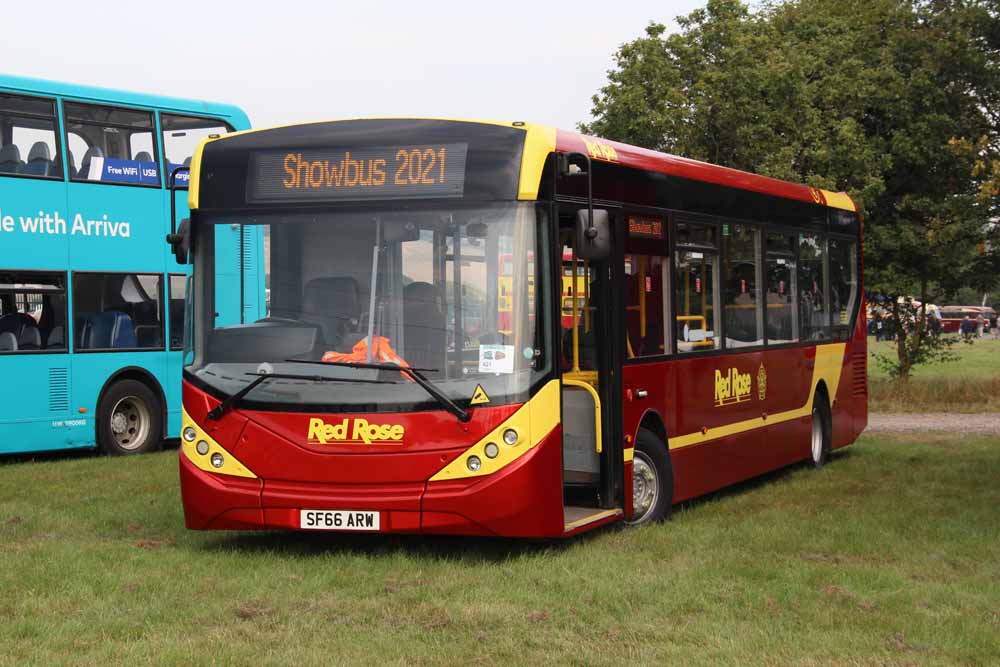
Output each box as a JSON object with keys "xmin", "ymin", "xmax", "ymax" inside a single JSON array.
[
  {"xmin": 625, "ymin": 428, "xmax": 674, "ymax": 525},
  {"xmin": 811, "ymin": 392, "xmax": 831, "ymax": 467},
  {"xmin": 97, "ymin": 379, "xmax": 162, "ymax": 455}
]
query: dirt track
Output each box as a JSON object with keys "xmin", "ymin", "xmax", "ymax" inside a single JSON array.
[{"xmin": 867, "ymin": 413, "xmax": 1000, "ymax": 435}]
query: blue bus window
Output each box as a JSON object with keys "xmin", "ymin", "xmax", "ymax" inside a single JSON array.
[
  {"xmin": 0, "ymin": 271, "xmax": 67, "ymax": 352},
  {"xmin": 73, "ymin": 273, "xmax": 163, "ymax": 351},
  {"xmin": 0, "ymin": 93, "xmax": 62, "ymax": 179},
  {"xmin": 63, "ymin": 102, "xmax": 159, "ymax": 186}
]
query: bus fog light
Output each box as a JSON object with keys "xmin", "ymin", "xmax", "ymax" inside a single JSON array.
[
  {"xmin": 210, "ymin": 452, "xmax": 225, "ymax": 468},
  {"xmin": 484, "ymin": 442, "xmax": 500, "ymax": 459},
  {"xmin": 183, "ymin": 427, "xmax": 197, "ymax": 442},
  {"xmin": 196, "ymin": 440, "xmax": 210, "ymax": 455},
  {"xmin": 466, "ymin": 455, "xmax": 482, "ymax": 472},
  {"xmin": 502, "ymin": 429, "xmax": 519, "ymax": 446}
]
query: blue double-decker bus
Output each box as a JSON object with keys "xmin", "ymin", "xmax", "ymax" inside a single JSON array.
[{"xmin": 0, "ymin": 75, "xmax": 264, "ymax": 455}]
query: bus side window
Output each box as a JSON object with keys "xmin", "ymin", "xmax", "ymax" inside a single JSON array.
[
  {"xmin": 765, "ymin": 232, "xmax": 798, "ymax": 344},
  {"xmin": 161, "ymin": 113, "xmax": 234, "ymax": 185},
  {"xmin": 828, "ymin": 239, "xmax": 858, "ymax": 340},
  {"xmin": 722, "ymin": 224, "xmax": 763, "ymax": 348},
  {"xmin": 0, "ymin": 93, "xmax": 62, "ymax": 179},
  {"xmin": 0, "ymin": 270, "xmax": 68, "ymax": 352},
  {"xmin": 674, "ymin": 222, "xmax": 720, "ymax": 353},
  {"xmin": 798, "ymin": 233, "xmax": 829, "ymax": 340},
  {"xmin": 622, "ymin": 214, "xmax": 667, "ymax": 358},
  {"xmin": 63, "ymin": 102, "xmax": 159, "ymax": 186},
  {"xmin": 73, "ymin": 273, "xmax": 164, "ymax": 351}
]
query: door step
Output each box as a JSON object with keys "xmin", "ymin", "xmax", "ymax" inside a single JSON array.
[{"xmin": 563, "ymin": 506, "xmax": 622, "ymax": 532}]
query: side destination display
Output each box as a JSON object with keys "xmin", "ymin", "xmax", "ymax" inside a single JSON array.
[{"xmin": 248, "ymin": 143, "xmax": 469, "ymax": 203}]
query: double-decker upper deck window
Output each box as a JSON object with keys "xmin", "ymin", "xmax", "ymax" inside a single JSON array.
[
  {"xmin": 161, "ymin": 113, "xmax": 233, "ymax": 187},
  {"xmin": 0, "ymin": 271, "xmax": 67, "ymax": 352},
  {"xmin": 63, "ymin": 102, "xmax": 159, "ymax": 186},
  {"xmin": 0, "ymin": 93, "xmax": 63, "ymax": 179}
]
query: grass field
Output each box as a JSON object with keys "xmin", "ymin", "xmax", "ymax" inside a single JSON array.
[
  {"xmin": 1, "ymin": 435, "xmax": 997, "ymax": 666},
  {"xmin": 868, "ymin": 337, "xmax": 1000, "ymax": 412}
]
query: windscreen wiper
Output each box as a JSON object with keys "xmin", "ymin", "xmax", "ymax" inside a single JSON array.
[
  {"xmin": 206, "ymin": 372, "xmax": 387, "ymax": 421},
  {"xmin": 284, "ymin": 359, "xmax": 471, "ymax": 423}
]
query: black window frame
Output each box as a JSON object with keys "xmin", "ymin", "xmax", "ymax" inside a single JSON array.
[
  {"xmin": 168, "ymin": 272, "xmax": 188, "ymax": 351},
  {"xmin": 0, "ymin": 92, "xmax": 64, "ymax": 182},
  {"xmin": 71, "ymin": 271, "xmax": 165, "ymax": 353},
  {"xmin": 63, "ymin": 101, "xmax": 160, "ymax": 188},
  {"xmin": 0, "ymin": 268, "xmax": 69, "ymax": 354}
]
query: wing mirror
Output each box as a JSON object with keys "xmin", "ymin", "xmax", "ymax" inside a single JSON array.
[
  {"xmin": 574, "ymin": 208, "xmax": 610, "ymax": 260},
  {"xmin": 167, "ymin": 218, "xmax": 190, "ymax": 265}
]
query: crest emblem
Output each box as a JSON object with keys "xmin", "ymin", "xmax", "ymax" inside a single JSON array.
[{"xmin": 757, "ymin": 363, "xmax": 767, "ymax": 401}]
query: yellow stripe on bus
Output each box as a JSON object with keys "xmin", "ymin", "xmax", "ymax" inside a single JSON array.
[
  {"xmin": 667, "ymin": 343, "xmax": 846, "ymax": 450},
  {"xmin": 820, "ymin": 190, "xmax": 856, "ymax": 212}
]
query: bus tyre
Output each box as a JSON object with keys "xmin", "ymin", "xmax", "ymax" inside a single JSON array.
[
  {"xmin": 811, "ymin": 392, "xmax": 832, "ymax": 468},
  {"xmin": 97, "ymin": 380, "xmax": 162, "ymax": 456},
  {"xmin": 626, "ymin": 428, "xmax": 674, "ymax": 525}
]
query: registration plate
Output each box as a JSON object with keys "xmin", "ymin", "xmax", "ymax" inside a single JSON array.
[{"xmin": 299, "ymin": 509, "xmax": 380, "ymax": 531}]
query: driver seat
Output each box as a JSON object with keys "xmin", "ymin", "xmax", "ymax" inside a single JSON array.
[{"xmin": 300, "ymin": 277, "xmax": 361, "ymax": 349}]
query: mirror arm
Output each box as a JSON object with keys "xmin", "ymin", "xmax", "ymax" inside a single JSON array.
[{"xmin": 166, "ymin": 166, "xmax": 190, "ymax": 244}]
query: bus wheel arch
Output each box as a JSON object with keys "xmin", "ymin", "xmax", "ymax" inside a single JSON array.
[
  {"xmin": 94, "ymin": 368, "xmax": 166, "ymax": 455},
  {"xmin": 811, "ymin": 382, "xmax": 832, "ymax": 468},
  {"xmin": 626, "ymin": 411, "xmax": 674, "ymax": 525}
]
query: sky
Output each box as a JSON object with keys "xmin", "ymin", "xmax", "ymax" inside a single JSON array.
[{"xmin": 2, "ymin": 1, "xmax": 705, "ymax": 131}]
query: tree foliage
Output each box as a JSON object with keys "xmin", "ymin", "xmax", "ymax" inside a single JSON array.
[{"xmin": 582, "ymin": 0, "xmax": 1000, "ymax": 379}]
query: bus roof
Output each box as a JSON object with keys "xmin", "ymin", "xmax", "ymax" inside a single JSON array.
[
  {"xmin": 194, "ymin": 117, "xmax": 857, "ymax": 212},
  {"xmin": 0, "ymin": 73, "xmax": 249, "ymax": 124}
]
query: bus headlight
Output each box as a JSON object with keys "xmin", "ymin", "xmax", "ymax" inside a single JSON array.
[
  {"xmin": 210, "ymin": 452, "xmax": 225, "ymax": 468},
  {"xmin": 484, "ymin": 443, "xmax": 500, "ymax": 459},
  {"xmin": 196, "ymin": 440, "xmax": 210, "ymax": 455},
  {"xmin": 502, "ymin": 429, "xmax": 519, "ymax": 446},
  {"xmin": 183, "ymin": 427, "xmax": 197, "ymax": 442},
  {"xmin": 466, "ymin": 455, "xmax": 482, "ymax": 472}
]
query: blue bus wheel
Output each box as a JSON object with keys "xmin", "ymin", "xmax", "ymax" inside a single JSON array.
[{"xmin": 97, "ymin": 380, "xmax": 163, "ymax": 455}]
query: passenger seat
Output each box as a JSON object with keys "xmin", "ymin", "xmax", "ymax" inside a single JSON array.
[
  {"xmin": 17, "ymin": 326, "xmax": 41, "ymax": 350},
  {"xmin": 0, "ymin": 144, "xmax": 23, "ymax": 174},
  {"xmin": 78, "ymin": 146, "xmax": 104, "ymax": 180},
  {"xmin": 0, "ymin": 331, "xmax": 16, "ymax": 352},
  {"xmin": 22, "ymin": 142, "xmax": 53, "ymax": 176}
]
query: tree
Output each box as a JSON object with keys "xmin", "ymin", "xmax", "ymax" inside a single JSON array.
[{"xmin": 582, "ymin": 0, "xmax": 1000, "ymax": 380}]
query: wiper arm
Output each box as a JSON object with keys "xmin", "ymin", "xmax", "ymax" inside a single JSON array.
[
  {"xmin": 206, "ymin": 371, "xmax": 388, "ymax": 421},
  {"xmin": 287, "ymin": 359, "xmax": 471, "ymax": 423}
]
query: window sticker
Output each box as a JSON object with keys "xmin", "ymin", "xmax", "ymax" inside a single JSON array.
[{"xmin": 478, "ymin": 344, "xmax": 514, "ymax": 374}]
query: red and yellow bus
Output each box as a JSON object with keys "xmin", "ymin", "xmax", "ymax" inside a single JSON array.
[{"xmin": 174, "ymin": 119, "xmax": 867, "ymax": 537}]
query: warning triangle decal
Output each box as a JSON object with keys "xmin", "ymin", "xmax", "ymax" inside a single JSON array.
[{"xmin": 470, "ymin": 384, "xmax": 490, "ymax": 405}]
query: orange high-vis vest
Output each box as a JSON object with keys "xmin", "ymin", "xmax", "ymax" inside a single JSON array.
[{"xmin": 322, "ymin": 336, "xmax": 410, "ymax": 371}]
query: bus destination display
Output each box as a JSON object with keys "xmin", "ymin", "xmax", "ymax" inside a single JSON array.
[{"xmin": 248, "ymin": 143, "xmax": 468, "ymax": 203}]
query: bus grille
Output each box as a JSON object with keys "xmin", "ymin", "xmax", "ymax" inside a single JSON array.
[
  {"xmin": 49, "ymin": 368, "xmax": 69, "ymax": 411},
  {"xmin": 852, "ymin": 356, "xmax": 867, "ymax": 397}
]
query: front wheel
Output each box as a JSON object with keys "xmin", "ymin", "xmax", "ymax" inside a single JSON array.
[
  {"xmin": 97, "ymin": 379, "xmax": 163, "ymax": 455},
  {"xmin": 625, "ymin": 428, "xmax": 674, "ymax": 525},
  {"xmin": 811, "ymin": 392, "xmax": 831, "ymax": 467}
]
